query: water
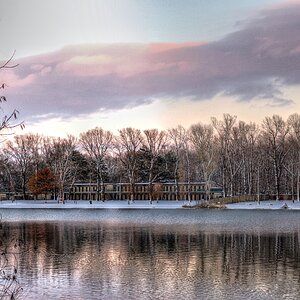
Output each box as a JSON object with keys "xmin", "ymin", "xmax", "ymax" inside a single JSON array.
[{"xmin": 1, "ymin": 209, "xmax": 300, "ymax": 299}]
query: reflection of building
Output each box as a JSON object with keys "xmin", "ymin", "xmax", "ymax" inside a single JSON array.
[{"xmin": 68, "ymin": 182, "xmax": 223, "ymax": 201}]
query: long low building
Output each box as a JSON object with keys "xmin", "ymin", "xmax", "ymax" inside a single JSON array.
[{"xmin": 68, "ymin": 182, "xmax": 223, "ymax": 201}]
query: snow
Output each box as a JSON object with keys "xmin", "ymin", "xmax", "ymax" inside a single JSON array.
[
  {"xmin": 0, "ymin": 199, "xmax": 191, "ymax": 209},
  {"xmin": 1, "ymin": 199, "xmax": 300, "ymax": 210},
  {"xmin": 226, "ymin": 200, "xmax": 300, "ymax": 210}
]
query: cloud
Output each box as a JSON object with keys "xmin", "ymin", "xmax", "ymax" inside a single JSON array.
[{"xmin": 3, "ymin": 1, "xmax": 300, "ymax": 120}]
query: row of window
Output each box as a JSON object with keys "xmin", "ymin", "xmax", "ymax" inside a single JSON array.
[
  {"xmin": 68, "ymin": 182, "xmax": 222, "ymax": 201},
  {"xmin": 72, "ymin": 183, "xmax": 207, "ymax": 193},
  {"xmin": 70, "ymin": 192, "xmax": 212, "ymax": 201}
]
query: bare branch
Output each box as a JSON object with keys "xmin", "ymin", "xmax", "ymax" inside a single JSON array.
[{"xmin": 0, "ymin": 50, "xmax": 19, "ymax": 70}]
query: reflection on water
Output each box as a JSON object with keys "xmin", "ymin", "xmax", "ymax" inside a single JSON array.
[{"xmin": 2, "ymin": 210, "xmax": 300, "ymax": 299}]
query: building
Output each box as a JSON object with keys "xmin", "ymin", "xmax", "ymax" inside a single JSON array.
[{"xmin": 68, "ymin": 182, "xmax": 223, "ymax": 201}]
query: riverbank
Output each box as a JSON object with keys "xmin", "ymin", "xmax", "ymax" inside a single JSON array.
[
  {"xmin": 226, "ymin": 200, "xmax": 300, "ymax": 210},
  {"xmin": 0, "ymin": 199, "xmax": 300, "ymax": 210},
  {"xmin": 0, "ymin": 199, "xmax": 188, "ymax": 209}
]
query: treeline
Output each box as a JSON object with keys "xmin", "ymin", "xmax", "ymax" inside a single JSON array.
[{"xmin": 0, "ymin": 113, "xmax": 300, "ymax": 201}]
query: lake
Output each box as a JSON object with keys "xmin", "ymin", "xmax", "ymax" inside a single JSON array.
[{"xmin": 1, "ymin": 209, "xmax": 300, "ymax": 299}]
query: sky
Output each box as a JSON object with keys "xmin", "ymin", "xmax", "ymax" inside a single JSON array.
[{"xmin": 1, "ymin": 0, "xmax": 300, "ymax": 136}]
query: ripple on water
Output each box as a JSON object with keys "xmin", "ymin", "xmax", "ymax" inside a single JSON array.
[{"xmin": 2, "ymin": 210, "xmax": 300, "ymax": 299}]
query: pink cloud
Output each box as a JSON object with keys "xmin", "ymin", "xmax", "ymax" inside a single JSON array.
[
  {"xmin": 1, "ymin": 69, "xmax": 37, "ymax": 88},
  {"xmin": 4, "ymin": 2, "xmax": 300, "ymax": 119},
  {"xmin": 38, "ymin": 43, "xmax": 199, "ymax": 79},
  {"xmin": 40, "ymin": 66, "xmax": 52, "ymax": 76},
  {"xmin": 31, "ymin": 64, "xmax": 44, "ymax": 71},
  {"xmin": 147, "ymin": 42, "xmax": 204, "ymax": 54}
]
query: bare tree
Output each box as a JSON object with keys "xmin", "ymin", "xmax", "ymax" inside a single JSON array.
[
  {"xmin": 3, "ymin": 134, "xmax": 41, "ymax": 199},
  {"xmin": 261, "ymin": 115, "xmax": 290, "ymax": 200},
  {"xmin": 2, "ymin": 112, "xmax": 300, "ymax": 203},
  {"xmin": 142, "ymin": 129, "xmax": 168, "ymax": 203},
  {"xmin": 55, "ymin": 136, "xmax": 78, "ymax": 201},
  {"xmin": 80, "ymin": 127, "xmax": 113, "ymax": 201},
  {"xmin": 0, "ymin": 51, "xmax": 24, "ymax": 139},
  {"xmin": 115, "ymin": 128, "xmax": 143, "ymax": 202},
  {"xmin": 189, "ymin": 123, "xmax": 219, "ymax": 201},
  {"xmin": 238, "ymin": 122, "xmax": 260, "ymax": 196},
  {"xmin": 212, "ymin": 114, "xmax": 238, "ymax": 197},
  {"xmin": 168, "ymin": 126, "xmax": 188, "ymax": 201},
  {"xmin": 0, "ymin": 154, "xmax": 16, "ymax": 199},
  {"xmin": 287, "ymin": 113, "xmax": 300, "ymax": 201},
  {"xmin": 0, "ymin": 52, "xmax": 24, "ymax": 299},
  {"xmin": 41, "ymin": 136, "xmax": 78, "ymax": 201}
]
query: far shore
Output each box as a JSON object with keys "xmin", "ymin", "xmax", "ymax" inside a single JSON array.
[
  {"xmin": 0, "ymin": 199, "xmax": 300, "ymax": 210},
  {"xmin": 0, "ymin": 199, "xmax": 187, "ymax": 209},
  {"xmin": 226, "ymin": 200, "xmax": 300, "ymax": 210}
]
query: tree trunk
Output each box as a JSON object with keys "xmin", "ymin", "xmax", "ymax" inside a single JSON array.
[
  {"xmin": 185, "ymin": 151, "xmax": 191, "ymax": 203},
  {"xmin": 128, "ymin": 169, "xmax": 135, "ymax": 202},
  {"xmin": 274, "ymin": 162, "xmax": 280, "ymax": 201},
  {"xmin": 149, "ymin": 182, "xmax": 153, "ymax": 203},
  {"xmin": 297, "ymin": 168, "xmax": 300, "ymax": 202},
  {"xmin": 257, "ymin": 166, "xmax": 260, "ymax": 204},
  {"xmin": 175, "ymin": 178, "xmax": 179, "ymax": 201},
  {"xmin": 89, "ymin": 173, "xmax": 92, "ymax": 201},
  {"xmin": 222, "ymin": 162, "xmax": 226, "ymax": 197},
  {"xmin": 130, "ymin": 182, "xmax": 135, "ymax": 202},
  {"xmin": 298, "ymin": 152, "xmax": 300, "ymax": 202},
  {"xmin": 22, "ymin": 173, "xmax": 26, "ymax": 200},
  {"xmin": 148, "ymin": 165, "xmax": 153, "ymax": 203},
  {"xmin": 96, "ymin": 164, "xmax": 100, "ymax": 201},
  {"xmin": 99, "ymin": 169, "xmax": 105, "ymax": 202},
  {"xmin": 174, "ymin": 159, "xmax": 180, "ymax": 201}
]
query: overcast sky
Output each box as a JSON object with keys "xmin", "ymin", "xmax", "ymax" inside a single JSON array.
[{"xmin": 2, "ymin": 0, "xmax": 300, "ymax": 136}]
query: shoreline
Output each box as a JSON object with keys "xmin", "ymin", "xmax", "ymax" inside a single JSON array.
[
  {"xmin": 226, "ymin": 200, "xmax": 300, "ymax": 210},
  {"xmin": 0, "ymin": 199, "xmax": 300, "ymax": 210},
  {"xmin": 0, "ymin": 200, "xmax": 187, "ymax": 210}
]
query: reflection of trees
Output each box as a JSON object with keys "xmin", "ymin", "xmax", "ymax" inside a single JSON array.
[
  {"xmin": 0, "ymin": 222, "xmax": 23, "ymax": 299},
  {"xmin": 5, "ymin": 223, "xmax": 300, "ymax": 298}
]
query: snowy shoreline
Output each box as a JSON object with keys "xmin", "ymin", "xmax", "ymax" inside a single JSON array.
[
  {"xmin": 226, "ymin": 200, "xmax": 300, "ymax": 210},
  {"xmin": 0, "ymin": 200, "xmax": 187, "ymax": 209},
  {"xmin": 0, "ymin": 199, "xmax": 300, "ymax": 210}
]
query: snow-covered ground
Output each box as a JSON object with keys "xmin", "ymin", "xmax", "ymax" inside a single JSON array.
[
  {"xmin": 226, "ymin": 200, "xmax": 300, "ymax": 210},
  {"xmin": 1, "ymin": 199, "xmax": 300, "ymax": 210},
  {"xmin": 0, "ymin": 199, "xmax": 192, "ymax": 209}
]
